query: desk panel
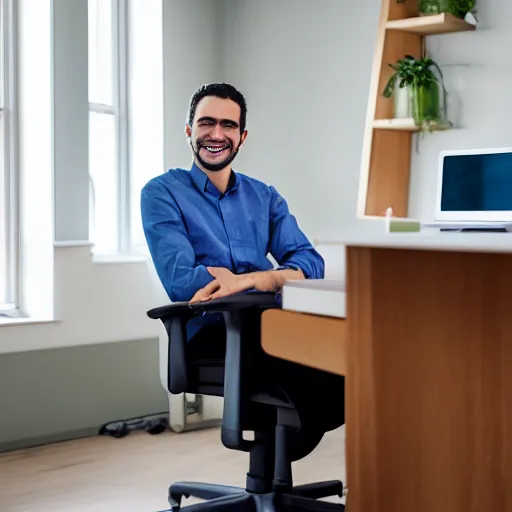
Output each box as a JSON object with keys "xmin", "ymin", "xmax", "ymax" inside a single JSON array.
[
  {"xmin": 346, "ymin": 246, "xmax": 512, "ymax": 512},
  {"xmin": 261, "ymin": 310, "xmax": 346, "ymax": 376}
]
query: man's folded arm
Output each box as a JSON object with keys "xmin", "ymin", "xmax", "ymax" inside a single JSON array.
[
  {"xmin": 141, "ymin": 182, "xmax": 214, "ymax": 302},
  {"xmin": 268, "ymin": 186, "xmax": 325, "ymax": 280}
]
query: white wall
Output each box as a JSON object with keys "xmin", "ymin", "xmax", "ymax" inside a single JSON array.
[
  {"xmin": 408, "ymin": 1, "xmax": 512, "ymax": 219},
  {"xmin": 1, "ymin": 246, "xmax": 159, "ymax": 353},
  {"xmin": 219, "ymin": 0, "xmax": 379, "ymax": 242},
  {"xmin": 163, "ymin": 0, "xmax": 224, "ymax": 171},
  {"xmin": 218, "ymin": 1, "xmax": 511, "ymax": 231}
]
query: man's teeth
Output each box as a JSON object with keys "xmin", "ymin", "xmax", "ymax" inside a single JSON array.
[{"xmin": 205, "ymin": 146, "xmax": 227, "ymax": 153}]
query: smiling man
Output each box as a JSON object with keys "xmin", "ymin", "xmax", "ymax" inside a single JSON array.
[
  {"xmin": 141, "ymin": 83, "xmax": 344, "ymax": 430},
  {"xmin": 141, "ymin": 83, "xmax": 324, "ymax": 312}
]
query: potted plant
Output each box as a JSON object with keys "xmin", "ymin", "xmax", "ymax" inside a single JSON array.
[
  {"xmin": 383, "ymin": 54, "xmax": 449, "ymax": 131},
  {"xmin": 418, "ymin": 0, "xmax": 476, "ymax": 18}
]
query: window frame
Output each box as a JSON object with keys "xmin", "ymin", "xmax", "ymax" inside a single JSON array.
[
  {"xmin": 88, "ymin": 0, "xmax": 131, "ymax": 255},
  {"xmin": 0, "ymin": 0, "xmax": 19, "ymax": 314}
]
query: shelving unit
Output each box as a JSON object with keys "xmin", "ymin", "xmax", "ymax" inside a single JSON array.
[
  {"xmin": 373, "ymin": 117, "xmax": 453, "ymax": 132},
  {"xmin": 373, "ymin": 118, "xmax": 420, "ymax": 131},
  {"xmin": 357, "ymin": 0, "xmax": 476, "ymax": 218},
  {"xmin": 386, "ymin": 12, "xmax": 476, "ymax": 35}
]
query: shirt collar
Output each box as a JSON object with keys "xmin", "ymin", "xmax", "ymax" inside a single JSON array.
[{"xmin": 190, "ymin": 162, "xmax": 240, "ymax": 195}]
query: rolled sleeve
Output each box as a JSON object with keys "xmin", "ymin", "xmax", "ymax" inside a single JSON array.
[{"xmin": 268, "ymin": 186, "xmax": 325, "ymax": 279}]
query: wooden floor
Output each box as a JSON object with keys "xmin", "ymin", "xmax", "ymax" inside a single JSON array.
[{"xmin": 0, "ymin": 426, "xmax": 345, "ymax": 511}]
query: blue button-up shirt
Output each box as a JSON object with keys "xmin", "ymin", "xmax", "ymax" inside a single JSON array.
[{"xmin": 141, "ymin": 163, "xmax": 324, "ymax": 339}]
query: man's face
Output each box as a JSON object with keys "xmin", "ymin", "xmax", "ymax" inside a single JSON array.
[{"xmin": 187, "ymin": 96, "xmax": 247, "ymax": 172}]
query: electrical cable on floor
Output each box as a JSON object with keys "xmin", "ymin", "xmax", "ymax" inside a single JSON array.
[{"xmin": 98, "ymin": 412, "xmax": 169, "ymax": 438}]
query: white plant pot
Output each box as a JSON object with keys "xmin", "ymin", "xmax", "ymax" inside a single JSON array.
[{"xmin": 394, "ymin": 84, "xmax": 413, "ymax": 119}]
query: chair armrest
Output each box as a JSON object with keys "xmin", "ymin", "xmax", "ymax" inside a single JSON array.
[
  {"xmin": 147, "ymin": 290, "xmax": 278, "ymax": 320},
  {"xmin": 192, "ymin": 290, "xmax": 278, "ymax": 312},
  {"xmin": 146, "ymin": 301, "xmax": 194, "ymax": 320}
]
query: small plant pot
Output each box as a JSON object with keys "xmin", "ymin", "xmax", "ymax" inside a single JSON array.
[
  {"xmin": 411, "ymin": 83, "xmax": 440, "ymax": 125},
  {"xmin": 393, "ymin": 83, "xmax": 413, "ymax": 119}
]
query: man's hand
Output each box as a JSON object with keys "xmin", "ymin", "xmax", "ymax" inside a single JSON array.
[
  {"xmin": 188, "ymin": 266, "xmax": 304, "ymax": 304},
  {"xmin": 189, "ymin": 267, "xmax": 252, "ymax": 304}
]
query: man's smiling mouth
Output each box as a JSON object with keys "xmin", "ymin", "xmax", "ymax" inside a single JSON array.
[{"xmin": 202, "ymin": 143, "xmax": 230, "ymax": 154}]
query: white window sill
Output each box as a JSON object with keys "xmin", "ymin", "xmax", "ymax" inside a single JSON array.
[
  {"xmin": 0, "ymin": 316, "xmax": 58, "ymax": 327},
  {"xmin": 53, "ymin": 241, "xmax": 150, "ymax": 265},
  {"xmin": 92, "ymin": 253, "xmax": 148, "ymax": 264}
]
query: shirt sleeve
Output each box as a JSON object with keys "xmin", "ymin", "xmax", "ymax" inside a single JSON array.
[
  {"xmin": 268, "ymin": 186, "xmax": 325, "ymax": 280},
  {"xmin": 141, "ymin": 181, "xmax": 215, "ymax": 302}
]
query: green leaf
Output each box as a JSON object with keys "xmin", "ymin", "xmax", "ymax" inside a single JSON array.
[{"xmin": 383, "ymin": 73, "xmax": 398, "ymax": 98}]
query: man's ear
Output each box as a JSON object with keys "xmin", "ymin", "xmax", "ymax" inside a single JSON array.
[
  {"xmin": 240, "ymin": 130, "xmax": 248, "ymax": 146},
  {"xmin": 185, "ymin": 124, "xmax": 192, "ymax": 138}
]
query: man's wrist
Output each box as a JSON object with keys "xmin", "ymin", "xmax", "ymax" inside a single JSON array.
[
  {"xmin": 235, "ymin": 268, "xmax": 304, "ymax": 291},
  {"xmin": 237, "ymin": 272, "xmax": 257, "ymax": 289},
  {"xmin": 270, "ymin": 268, "xmax": 304, "ymax": 287}
]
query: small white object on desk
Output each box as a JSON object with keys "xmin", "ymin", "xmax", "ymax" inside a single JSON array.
[
  {"xmin": 385, "ymin": 207, "xmax": 422, "ymax": 233},
  {"xmin": 281, "ymin": 279, "xmax": 346, "ymax": 319}
]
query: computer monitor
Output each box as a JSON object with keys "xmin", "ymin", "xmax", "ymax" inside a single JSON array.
[{"xmin": 435, "ymin": 147, "xmax": 512, "ymax": 222}]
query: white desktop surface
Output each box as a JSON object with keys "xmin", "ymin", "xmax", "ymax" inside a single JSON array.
[
  {"xmin": 326, "ymin": 219, "xmax": 512, "ymax": 254},
  {"xmin": 281, "ymin": 279, "xmax": 346, "ymax": 318},
  {"xmin": 282, "ymin": 220, "xmax": 512, "ymax": 319}
]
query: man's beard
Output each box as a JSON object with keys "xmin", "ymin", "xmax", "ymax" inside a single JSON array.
[{"xmin": 192, "ymin": 138, "xmax": 241, "ymax": 172}]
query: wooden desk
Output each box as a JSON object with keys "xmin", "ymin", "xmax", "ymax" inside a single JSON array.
[
  {"xmin": 261, "ymin": 310, "xmax": 346, "ymax": 376},
  {"xmin": 261, "ymin": 241, "xmax": 512, "ymax": 512}
]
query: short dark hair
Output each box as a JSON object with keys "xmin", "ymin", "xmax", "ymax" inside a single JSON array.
[{"xmin": 188, "ymin": 83, "xmax": 247, "ymax": 133}]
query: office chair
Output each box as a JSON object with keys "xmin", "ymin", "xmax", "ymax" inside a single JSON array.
[{"xmin": 147, "ymin": 291, "xmax": 345, "ymax": 511}]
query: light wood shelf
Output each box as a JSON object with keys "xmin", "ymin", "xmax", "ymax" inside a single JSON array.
[
  {"xmin": 373, "ymin": 118, "xmax": 454, "ymax": 132},
  {"xmin": 373, "ymin": 118, "xmax": 419, "ymax": 131},
  {"xmin": 386, "ymin": 12, "xmax": 476, "ymax": 35},
  {"xmin": 357, "ymin": 0, "xmax": 476, "ymax": 218}
]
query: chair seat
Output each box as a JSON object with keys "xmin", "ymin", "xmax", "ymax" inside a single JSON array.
[
  {"xmin": 195, "ymin": 360, "xmax": 225, "ymax": 384},
  {"xmin": 250, "ymin": 392, "xmax": 294, "ymax": 410},
  {"xmin": 187, "ymin": 358, "xmax": 297, "ymax": 412},
  {"xmin": 186, "ymin": 358, "xmax": 225, "ymax": 397},
  {"xmin": 187, "ymin": 355, "xmax": 224, "ymax": 381}
]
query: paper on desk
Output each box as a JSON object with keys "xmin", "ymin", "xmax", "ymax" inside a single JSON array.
[{"xmin": 283, "ymin": 279, "xmax": 345, "ymax": 291}]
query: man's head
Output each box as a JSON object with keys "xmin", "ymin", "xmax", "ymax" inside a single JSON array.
[{"xmin": 186, "ymin": 83, "xmax": 248, "ymax": 172}]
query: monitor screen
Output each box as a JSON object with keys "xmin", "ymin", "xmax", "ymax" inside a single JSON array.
[{"xmin": 440, "ymin": 151, "xmax": 512, "ymax": 212}]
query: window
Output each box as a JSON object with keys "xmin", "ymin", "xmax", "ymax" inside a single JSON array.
[
  {"xmin": 88, "ymin": 0, "xmax": 129, "ymax": 254},
  {"xmin": 0, "ymin": 0, "xmax": 18, "ymax": 312}
]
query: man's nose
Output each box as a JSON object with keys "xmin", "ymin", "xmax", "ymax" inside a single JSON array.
[{"xmin": 210, "ymin": 123, "xmax": 224, "ymax": 140}]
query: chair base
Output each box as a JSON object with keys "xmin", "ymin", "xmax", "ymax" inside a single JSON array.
[{"xmin": 167, "ymin": 480, "xmax": 345, "ymax": 511}]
